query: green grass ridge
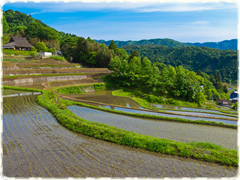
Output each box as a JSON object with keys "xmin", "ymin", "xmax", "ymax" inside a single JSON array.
[
  {"xmin": 56, "ymin": 83, "xmax": 106, "ymax": 94},
  {"xmin": 112, "ymin": 89, "xmax": 238, "ymax": 117},
  {"xmin": 35, "ymin": 90, "xmax": 238, "ymax": 167},
  {"xmin": 64, "ymin": 98, "xmax": 237, "ymax": 129},
  {"xmin": 2, "ymin": 85, "xmax": 43, "ymax": 92}
]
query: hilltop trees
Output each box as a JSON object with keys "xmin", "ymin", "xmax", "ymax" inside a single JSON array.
[
  {"xmin": 122, "ymin": 45, "xmax": 238, "ymax": 83},
  {"xmin": 108, "ymin": 56, "xmax": 208, "ymax": 104},
  {"xmin": 60, "ymin": 37, "xmax": 129, "ymax": 68}
]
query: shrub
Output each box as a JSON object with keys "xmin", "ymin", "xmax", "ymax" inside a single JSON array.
[
  {"xmin": 31, "ymin": 47, "xmax": 36, "ymax": 51},
  {"xmin": 49, "ymin": 55, "xmax": 65, "ymax": 61},
  {"xmin": 35, "ymin": 42, "xmax": 48, "ymax": 52},
  {"xmin": 29, "ymin": 51, "xmax": 39, "ymax": 57}
]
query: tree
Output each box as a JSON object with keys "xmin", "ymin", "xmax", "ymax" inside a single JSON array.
[
  {"xmin": 26, "ymin": 22, "xmax": 43, "ymax": 39},
  {"xmin": 108, "ymin": 40, "xmax": 118, "ymax": 50},
  {"xmin": 3, "ymin": 15, "xmax": 9, "ymax": 33},
  {"xmin": 128, "ymin": 50, "xmax": 139, "ymax": 61},
  {"xmin": 35, "ymin": 42, "xmax": 48, "ymax": 52},
  {"xmin": 14, "ymin": 26, "xmax": 27, "ymax": 37},
  {"xmin": 39, "ymin": 27, "xmax": 59, "ymax": 41},
  {"xmin": 233, "ymin": 102, "xmax": 238, "ymax": 110},
  {"xmin": 223, "ymin": 83, "xmax": 228, "ymax": 93}
]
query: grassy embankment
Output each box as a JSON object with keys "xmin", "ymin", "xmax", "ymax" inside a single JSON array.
[
  {"xmin": 55, "ymin": 83, "xmax": 106, "ymax": 94},
  {"xmin": 2, "ymin": 85, "xmax": 44, "ymax": 92},
  {"xmin": 3, "ymin": 58, "xmax": 28, "ymax": 62},
  {"xmin": 54, "ymin": 85, "xmax": 237, "ymax": 126},
  {"xmin": 3, "ymin": 49, "xmax": 31, "ymax": 56},
  {"xmin": 3, "ymin": 86, "xmax": 238, "ymax": 166},
  {"xmin": 35, "ymin": 90, "xmax": 237, "ymax": 167},
  {"xmin": 112, "ymin": 89, "xmax": 238, "ymax": 116}
]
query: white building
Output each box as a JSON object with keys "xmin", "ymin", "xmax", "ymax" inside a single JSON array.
[{"xmin": 38, "ymin": 52, "xmax": 52, "ymax": 57}]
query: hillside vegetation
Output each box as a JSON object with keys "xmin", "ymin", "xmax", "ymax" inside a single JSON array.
[
  {"xmin": 3, "ymin": 9, "xmax": 77, "ymax": 50},
  {"xmin": 122, "ymin": 45, "xmax": 238, "ymax": 84},
  {"xmin": 186, "ymin": 39, "xmax": 237, "ymax": 51},
  {"xmin": 95, "ymin": 38, "xmax": 237, "ymax": 50},
  {"xmin": 95, "ymin": 38, "xmax": 190, "ymax": 48}
]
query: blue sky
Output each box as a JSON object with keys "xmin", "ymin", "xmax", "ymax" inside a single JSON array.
[{"xmin": 2, "ymin": 1, "xmax": 238, "ymax": 43}]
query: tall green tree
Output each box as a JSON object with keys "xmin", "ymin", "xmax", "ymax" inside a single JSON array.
[
  {"xmin": 108, "ymin": 40, "xmax": 118, "ymax": 50},
  {"xmin": 2, "ymin": 15, "xmax": 9, "ymax": 33}
]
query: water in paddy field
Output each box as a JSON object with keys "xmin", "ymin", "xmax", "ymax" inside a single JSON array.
[
  {"xmin": 2, "ymin": 95, "xmax": 238, "ymax": 177},
  {"xmin": 151, "ymin": 103, "xmax": 221, "ymax": 113},
  {"xmin": 68, "ymin": 91, "xmax": 144, "ymax": 109},
  {"xmin": 77, "ymin": 102, "xmax": 237, "ymax": 125},
  {"xmin": 68, "ymin": 105, "xmax": 237, "ymax": 150}
]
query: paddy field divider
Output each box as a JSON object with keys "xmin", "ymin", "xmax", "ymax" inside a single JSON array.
[{"xmin": 35, "ymin": 90, "xmax": 238, "ymax": 167}]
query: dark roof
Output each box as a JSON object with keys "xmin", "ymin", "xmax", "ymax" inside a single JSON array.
[
  {"xmin": 219, "ymin": 99, "xmax": 229, "ymax": 102},
  {"xmin": 218, "ymin": 99, "xmax": 232, "ymax": 104},
  {"xmin": 3, "ymin": 37, "xmax": 33, "ymax": 48}
]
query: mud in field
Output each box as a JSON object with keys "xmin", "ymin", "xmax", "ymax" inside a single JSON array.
[
  {"xmin": 2, "ymin": 96, "xmax": 238, "ymax": 177},
  {"xmin": 69, "ymin": 92, "xmax": 143, "ymax": 109},
  {"xmin": 68, "ymin": 106, "xmax": 237, "ymax": 150}
]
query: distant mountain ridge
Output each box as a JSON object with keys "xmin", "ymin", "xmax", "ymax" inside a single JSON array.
[
  {"xmin": 186, "ymin": 39, "xmax": 237, "ymax": 51},
  {"xmin": 95, "ymin": 38, "xmax": 238, "ymax": 50},
  {"xmin": 95, "ymin": 38, "xmax": 190, "ymax": 48}
]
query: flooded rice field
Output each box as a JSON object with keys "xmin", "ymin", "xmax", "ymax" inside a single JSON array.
[
  {"xmin": 76, "ymin": 103, "xmax": 237, "ymax": 125},
  {"xmin": 69, "ymin": 93, "xmax": 237, "ymax": 120},
  {"xmin": 2, "ymin": 96, "xmax": 238, "ymax": 178},
  {"xmin": 150, "ymin": 103, "xmax": 228, "ymax": 114},
  {"xmin": 68, "ymin": 105, "xmax": 237, "ymax": 150},
  {"xmin": 69, "ymin": 91, "xmax": 143, "ymax": 109}
]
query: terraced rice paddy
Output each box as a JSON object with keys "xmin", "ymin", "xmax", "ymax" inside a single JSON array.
[
  {"xmin": 70, "ymin": 92, "xmax": 143, "ymax": 109},
  {"xmin": 2, "ymin": 95, "xmax": 238, "ymax": 177},
  {"xmin": 151, "ymin": 103, "xmax": 237, "ymax": 115},
  {"xmin": 70, "ymin": 101, "xmax": 237, "ymax": 125},
  {"xmin": 68, "ymin": 106, "xmax": 237, "ymax": 150}
]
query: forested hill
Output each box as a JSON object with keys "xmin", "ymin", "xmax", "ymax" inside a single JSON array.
[
  {"xmin": 3, "ymin": 9, "xmax": 77, "ymax": 50},
  {"xmin": 122, "ymin": 45, "xmax": 238, "ymax": 84},
  {"xmin": 96, "ymin": 38, "xmax": 237, "ymax": 50},
  {"xmin": 186, "ymin": 39, "xmax": 237, "ymax": 51},
  {"xmin": 95, "ymin": 38, "xmax": 190, "ymax": 48}
]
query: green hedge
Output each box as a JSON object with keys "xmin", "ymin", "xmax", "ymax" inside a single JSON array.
[
  {"xmin": 49, "ymin": 55, "xmax": 65, "ymax": 61},
  {"xmin": 35, "ymin": 91, "xmax": 238, "ymax": 166}
]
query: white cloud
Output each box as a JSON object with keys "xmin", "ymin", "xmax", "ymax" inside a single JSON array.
[{"xmin": 193, "ymin": 21, "xmax": 210, "ymax": 25}]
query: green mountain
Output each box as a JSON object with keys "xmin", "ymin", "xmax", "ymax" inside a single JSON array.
[
  {"xmin": 122, "ymin": 44, "xmax": 238, "ymax": 84},
  {"xmin": 186, "ymin": 39, "xmax": 237, "ymax": 51},
  {"xmin": 95, "ymin": 38, "xmax": 190, "ymax": 48},
  {"xmin": 96, "ymin": 38, "xmax": 237, "ymax": 51},
  {"xmin": 3, "ymin": 9, "xmax": 77, "ymax": 49}
]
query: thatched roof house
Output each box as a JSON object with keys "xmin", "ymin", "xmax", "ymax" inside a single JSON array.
[{"xmin": 3, "ymin": 37, "xmax": 33, "ymax": 51}]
